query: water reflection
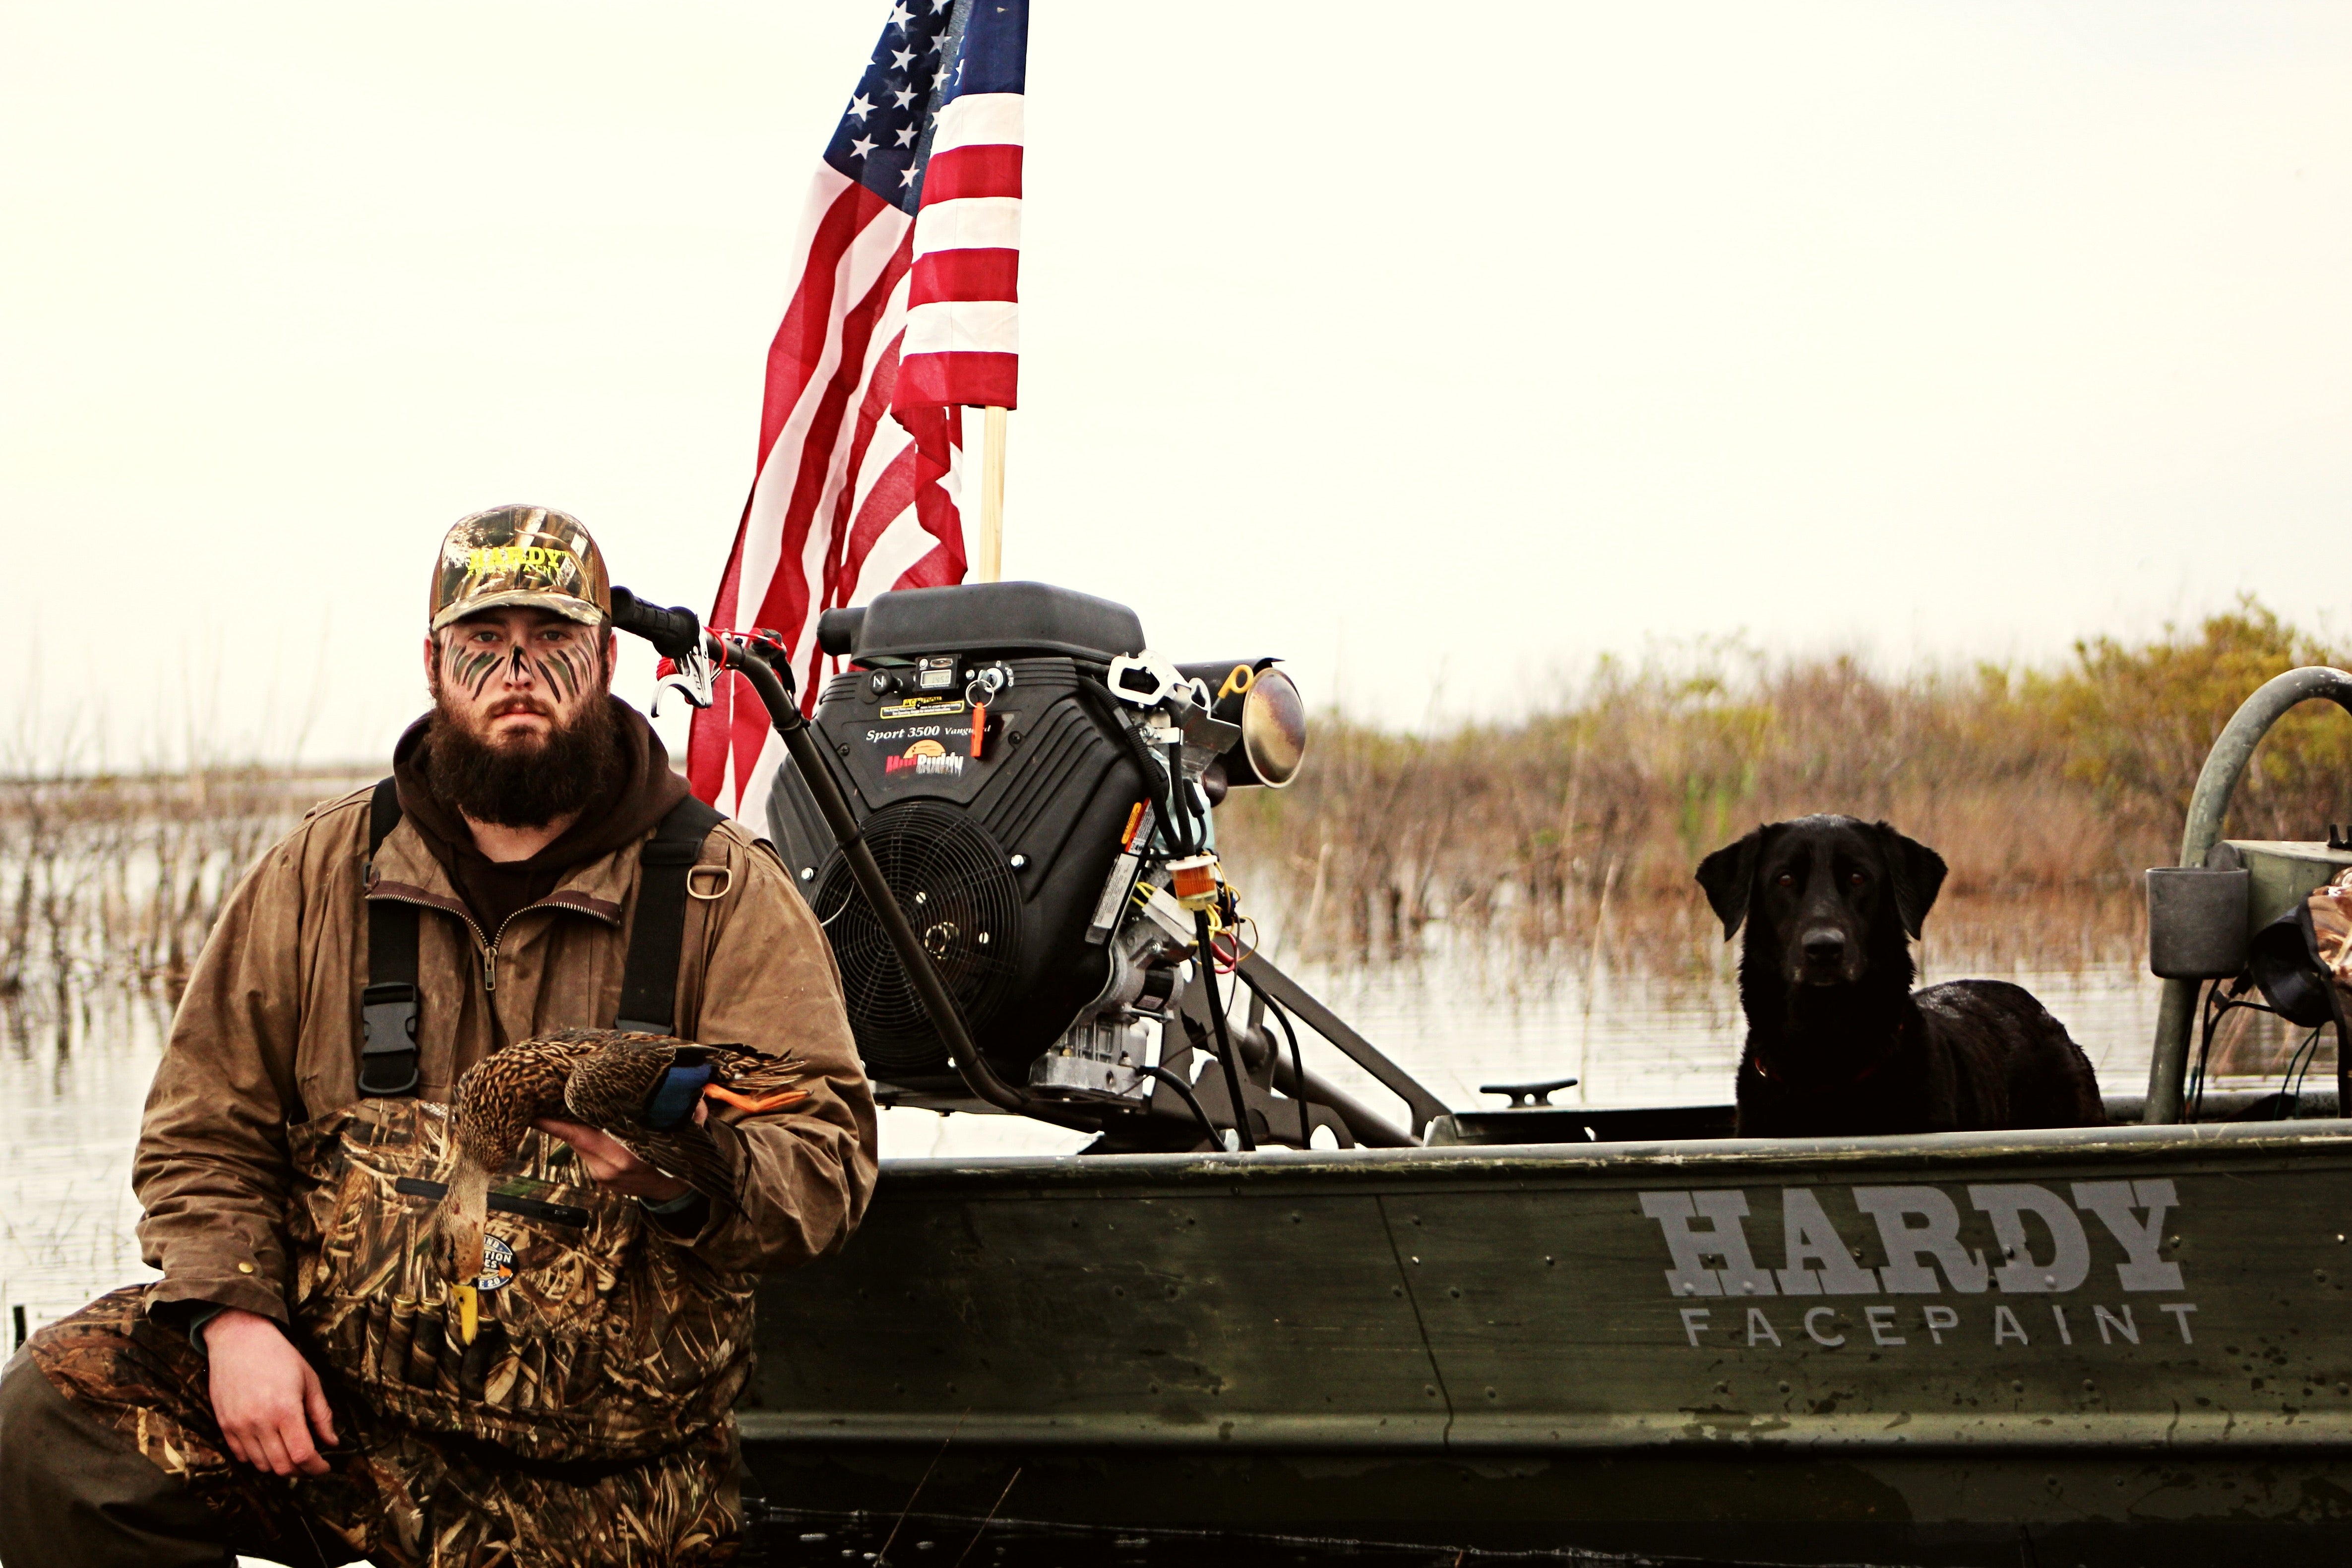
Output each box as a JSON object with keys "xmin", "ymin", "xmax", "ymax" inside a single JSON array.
[
  {"xmin": 736, "ymin": 1502, "xmax": 1682, "ymax": 1566},
  {"xmin": 871, "ymin": 938, "xmax": 2171, "ymax": 1161},
  {"xmin": 2, "ymin": 984, "xmax": 173, "ymax": 1340}
]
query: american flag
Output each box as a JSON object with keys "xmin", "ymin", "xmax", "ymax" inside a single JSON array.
[{"xmin": 689, "ymin": 0, "xmax": 1028, "ymax": 819}]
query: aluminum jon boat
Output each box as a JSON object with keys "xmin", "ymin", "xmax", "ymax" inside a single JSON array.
[{"xmin": 639, "ymin": 574, "xmax": 2351, "ymax": 1565}]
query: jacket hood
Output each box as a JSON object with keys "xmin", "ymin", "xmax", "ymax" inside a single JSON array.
[{"xmin": 392, "ymin": 698, "xmax": 690, "ymax": 929}]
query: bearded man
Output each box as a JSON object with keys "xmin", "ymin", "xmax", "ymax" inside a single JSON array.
[{"xmin": 0, "ymin": 507, "xmax": 875, "ymax": 1566}]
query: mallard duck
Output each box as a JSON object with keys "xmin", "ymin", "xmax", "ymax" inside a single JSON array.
[
  {"xmin": 443, "ymin": 1028, "xmax": 810, "ymax": 1339},
  {"xmin": 453, "ymin": 1026, "xmax": 810, "ymax": 1175}
]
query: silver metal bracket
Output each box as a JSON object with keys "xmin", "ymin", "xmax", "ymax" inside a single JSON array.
[{"xmin": 653, "ymin": 649, "xmax": 717, "ymax": 716}]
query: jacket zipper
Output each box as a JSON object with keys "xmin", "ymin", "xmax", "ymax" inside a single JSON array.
[
  {"xmin": 482, "ymin": 901, "xmax": 574, "ymax": 994},
  {"xmin": 367, "ymin": 893, "xmax": 595, "ymax": 1000},
  {"xmin": 439, "ymin": 907, "xmax": 499, "ymax": 995},
  {"xmin": 474, "ymin": 906, "xmax": 563, "ymax": 996}
]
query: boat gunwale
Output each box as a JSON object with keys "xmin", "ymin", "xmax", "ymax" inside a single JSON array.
[
  {"xmin": 869, "ymin": 1116, "xmax": 2352, "ymax": 1191},
  {"xmin": 733, "ymin": 1408, "xmax": 2352, "ymax": 1456}
]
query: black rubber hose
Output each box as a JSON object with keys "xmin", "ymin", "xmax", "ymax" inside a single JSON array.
[
  {"xmin": 1073, "ymin": 680, "xmax": 1188, "ymax": 852},
  {"xmin": 2192, "ymin": 983, "xmax": 2221, "ymax": 1122},
  {"xmin": 1132, "ymin": 1065, "xmax": 1221, "ymax": 1150},
  {"xmin": 1194, "ymin": 909, "xmax": 1256, "ymax": 1151},
  {"xmin": 1237, "ymin": 969, "xmax": 1310, "ymax": 1146},
  {"xmin": 1269, "ymin": 990, "xmax": 1309, "ymax": 1146},
  {"xmin": 713, "ymin": 634, "xmax": 1079, "ymax": 1126},
  {"xmin": 1163, "ymin": 741, "xmax": 1198, "ymax": 855}
]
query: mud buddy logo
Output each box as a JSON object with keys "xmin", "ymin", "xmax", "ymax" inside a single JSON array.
[
  {"xmin": 1639, "ymin": 1182, "xmax": 2198, "ymax": 1350},
  {"xmin": 886, "ymin": 739, "xmax": 966, "ymax": 777}
]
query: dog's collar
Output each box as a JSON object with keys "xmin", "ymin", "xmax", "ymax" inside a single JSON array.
[{"xmin": 1752, "ymin": 1015, "xmax": 1908, "ymax": 1090}]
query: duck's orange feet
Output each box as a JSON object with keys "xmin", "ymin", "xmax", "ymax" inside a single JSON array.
[{"xmin": 702, "ymin": 1084, "xmax": 810, "ymax": 1115}]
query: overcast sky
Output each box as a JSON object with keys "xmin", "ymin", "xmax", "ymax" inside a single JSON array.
[{"xmin": 4, "ymin": 1, "xmax": 2347, "ymax": 771}]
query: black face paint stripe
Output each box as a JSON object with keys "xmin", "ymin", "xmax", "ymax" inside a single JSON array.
[
  {"xmin": 528, "ymin": 640, "xmax": 592, "ymax": 703},
  {"xmin": 443, "ymin": 640, "xmax": 505, "ymax": 698}
]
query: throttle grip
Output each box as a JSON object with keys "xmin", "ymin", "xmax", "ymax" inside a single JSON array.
[{"xmin": 609, "ymin": 587, "xmax": 704, "ymax": 661}]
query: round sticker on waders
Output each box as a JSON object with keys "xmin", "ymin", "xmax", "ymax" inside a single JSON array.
[{"xmin": 474, "ymin": 1234, "xmax": 517, "ymax": 1291}]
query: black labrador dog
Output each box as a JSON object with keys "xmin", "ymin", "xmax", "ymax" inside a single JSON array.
[{"xmin": 1696, "ymin": 815, "xmax": 2103, "ymax": 1137}]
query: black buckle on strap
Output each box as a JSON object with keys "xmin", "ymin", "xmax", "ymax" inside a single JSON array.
[{"xmin": 359, "ymin": 980, "xmax": 421, "ymax": 1096}]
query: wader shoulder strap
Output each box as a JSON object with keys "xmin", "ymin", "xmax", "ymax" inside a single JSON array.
[
  {"xmin": 615, "ymin": 796, "xmax": 727, "ymax": 1036},
  {"xmin": 360, "ymin": 776, "xmax": 423, "ymax": 1097}
]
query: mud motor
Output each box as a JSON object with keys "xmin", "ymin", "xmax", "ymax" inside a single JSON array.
[
  {"xmin": 761, "ymin": 581, "xmax": 1303, "ymax": 1114},
  {"xmin": 614, "ymin": 576, "xmax": 1442, "ymax": 1152}
]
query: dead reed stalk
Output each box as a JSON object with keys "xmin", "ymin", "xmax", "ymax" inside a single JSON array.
[{"xmin": 0, "ymin": 767, "xmax": 366, "ymax": 1025}]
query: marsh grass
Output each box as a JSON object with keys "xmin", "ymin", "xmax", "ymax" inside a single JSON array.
[
  {"xmin": 1219, "ymin": 601, "xmax": 2351, "ymax": 1000},
  {"xmin": 0, "ymin": 765, "xmax": 369, "ymax": 1037}
]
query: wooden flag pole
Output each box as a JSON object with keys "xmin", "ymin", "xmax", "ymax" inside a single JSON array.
[{"xmin": 977, "ymin": 405, "xmax": 1007, "ymax": 582}]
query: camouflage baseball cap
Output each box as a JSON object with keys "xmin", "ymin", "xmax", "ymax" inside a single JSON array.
[{"xmin": 429, "ymin": 506, "xmax": 611, "ymax": 632}]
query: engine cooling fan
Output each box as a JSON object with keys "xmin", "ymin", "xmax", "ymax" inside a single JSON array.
[{"xmin": 814, "ymin": 799, "xmax": 1023, "ymax": 1076}]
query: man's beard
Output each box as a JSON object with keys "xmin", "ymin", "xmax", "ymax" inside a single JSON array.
[{"xmin": 425, "ymin": 692, "xmax": 621, "ymax": 829}]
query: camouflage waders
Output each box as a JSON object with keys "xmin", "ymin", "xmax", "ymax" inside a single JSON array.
[
  {"xmin": 2, "ymin": 1096, "xmax": 756, "ymax": 1566},
  {"xmin": 284, "ymin": 1097, "xmax": 755, "ymax": 1462},
  {"xmin": 7, "ymin": 1288, "xmax": 738, "ymax": 1567}
]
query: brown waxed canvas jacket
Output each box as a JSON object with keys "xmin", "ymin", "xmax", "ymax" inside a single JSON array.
[{"xmin": 133, "ymin": 782, "xmax": 878, "ymax": 1327}]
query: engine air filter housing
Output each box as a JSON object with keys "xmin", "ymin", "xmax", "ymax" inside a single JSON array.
[
  {"xmin": 813, "ymin": 800, "xmax": 1024, "ymax": 1077},
  {"xmin": 772, "ymin": 584, "xmax": 1154, "ymax": 1083}
]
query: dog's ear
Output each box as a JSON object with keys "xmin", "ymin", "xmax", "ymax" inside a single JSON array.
[
  {"xmin": 1874, "ymin": 822, "xmax": 1948, "ymax": 940},
  {"xmin": 1695, "ymin": 829, "xmax": 1765, "ymax": 941}
]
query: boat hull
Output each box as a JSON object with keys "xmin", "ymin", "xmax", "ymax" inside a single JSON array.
[{"xmin": 742, "ymin": 1119, "xmax": 2352, "ymax": 1563}]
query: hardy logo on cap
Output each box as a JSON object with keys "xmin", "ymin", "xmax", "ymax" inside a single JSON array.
[{"xmin": 467, "ymin": 545, "xmax": 578, "ymax": 583}]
